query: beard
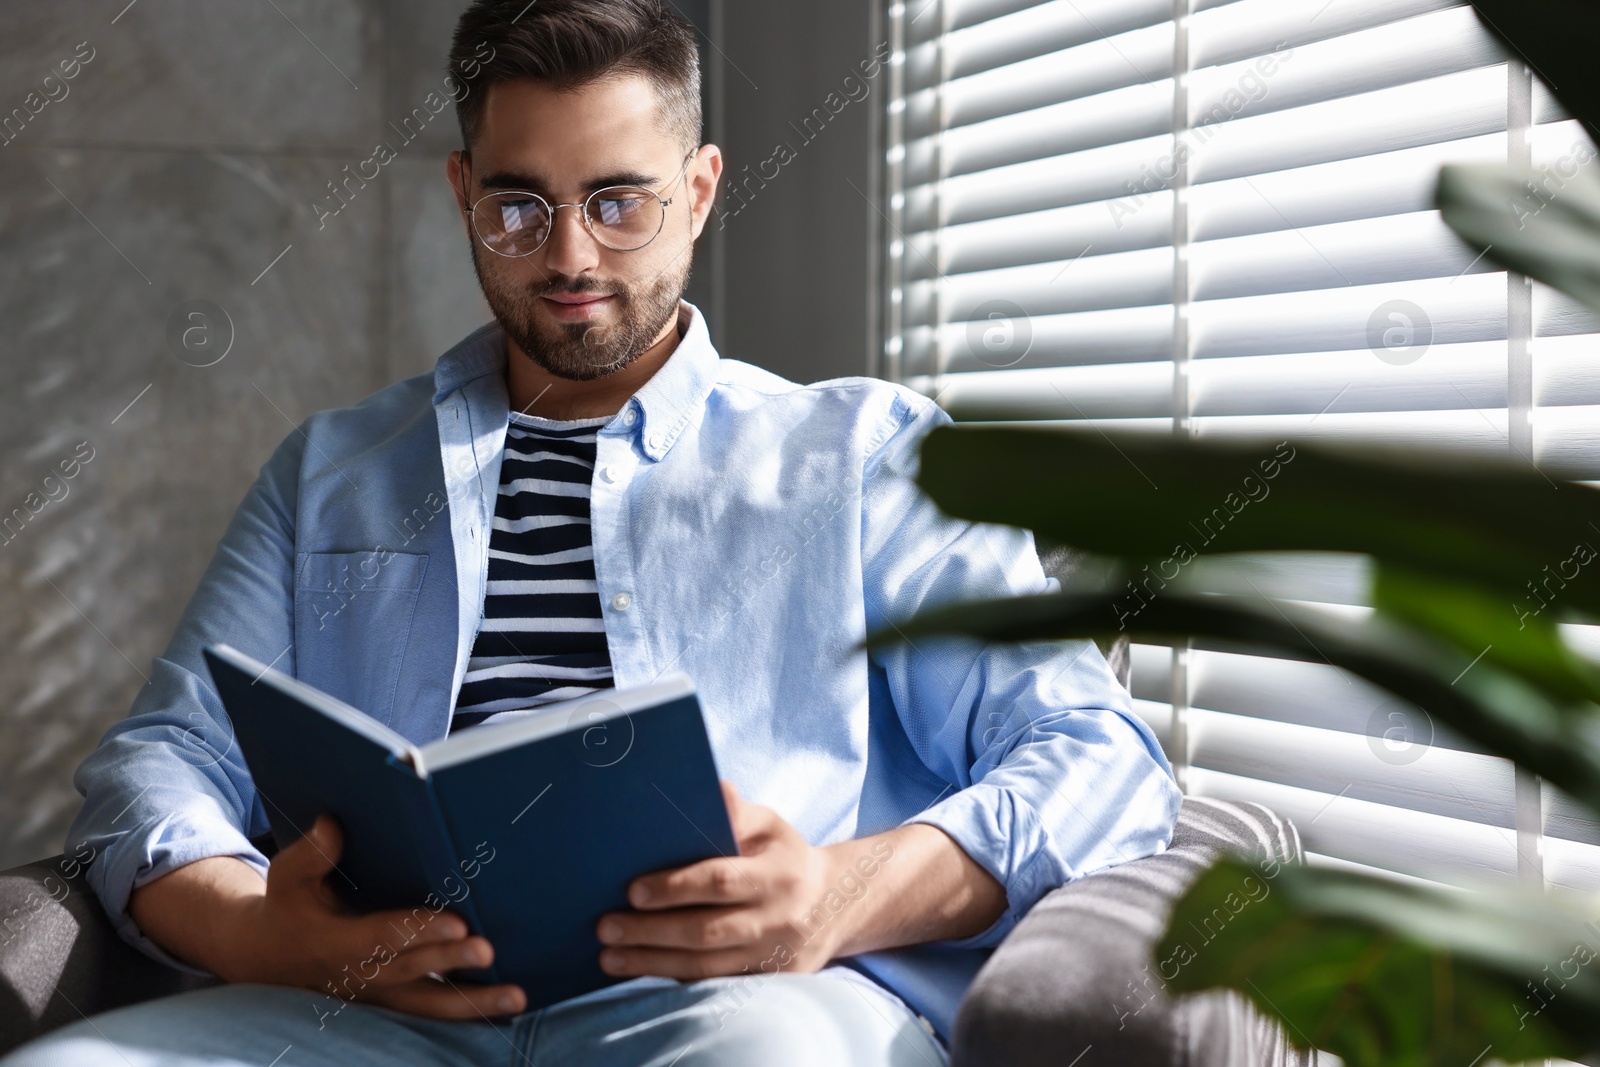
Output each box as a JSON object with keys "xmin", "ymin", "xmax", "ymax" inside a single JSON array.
[{"xmin": 470, "ymin": 238, "xmax": 693, "ymax": 382}]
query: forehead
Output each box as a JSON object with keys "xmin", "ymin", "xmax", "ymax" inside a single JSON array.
[{"xmin": 473, "ymin": 72, "xmax": 678, "ymax": 184}]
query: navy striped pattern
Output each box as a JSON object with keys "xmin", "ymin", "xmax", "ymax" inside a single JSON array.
[{"xmin": 450, "ymin": 412, "xmax": 614, "ymax": 732}]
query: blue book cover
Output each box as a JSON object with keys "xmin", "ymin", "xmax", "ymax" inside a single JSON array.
[{"xmin": 202, "ymin": 644, "xmax": 739, "ymax": 1011}]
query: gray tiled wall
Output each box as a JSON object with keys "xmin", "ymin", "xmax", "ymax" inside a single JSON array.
[{"xmin": 0, "ymin": 1, "xmax": 501, "ymax": 870}]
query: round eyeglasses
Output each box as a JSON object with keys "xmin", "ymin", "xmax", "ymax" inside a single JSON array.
[{"xmin": 460, "ymin": 149, "xmax": 697, "ymax": 257}]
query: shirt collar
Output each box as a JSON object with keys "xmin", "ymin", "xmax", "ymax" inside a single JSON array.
[{"xmin": 431, "ymin": 299, "xmax": 717, "ymax": 463}]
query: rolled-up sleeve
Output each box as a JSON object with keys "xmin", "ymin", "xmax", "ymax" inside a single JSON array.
[
  {"xmin": 65, "ymin": 426, "xmax": 307, "ymax": 975},
  {"xmin": 861, "ymin": 392, "xmax": 1183, "ymax": 950}
]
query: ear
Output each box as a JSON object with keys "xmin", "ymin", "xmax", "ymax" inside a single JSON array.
[
  {"xmin": 687, "ymin": 144, "xmax": 725, "ymax": 241},
  {"xmin": 446, "ymin": 151, "xmax": 472, "ymax": 235}
]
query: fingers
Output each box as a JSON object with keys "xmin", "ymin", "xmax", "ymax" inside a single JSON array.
[
  {"xmin": 259, "ymin": 816, "xmax": 530, "ymax": 1020},
  {"xmin": 305, "ymin": 919, "xmax": 509, "ymax": 1008},
  {"xmin": 377, "ymin": 935, "xmax": 497, "ymax": 986},
  {"xmin": 363, "ymin": 976, "xmax": 527, "ymax": 1020},
  {"xmin": 327, "ymin": 901, "xmax": 487, "ymax": 977},
  {"xmin": 365, "ymin": 906, "xmax": 470, "ymax": 949},
  {"xmin": 598, "ymin": 903, "xmax": 759, "ymax": 952},
  {"xmin": 630, "ymin": 855, "xmax": 763, "ymax": 909}
]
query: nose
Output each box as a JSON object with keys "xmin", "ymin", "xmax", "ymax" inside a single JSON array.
[{"xmin": 539, "ymin": 202, "xmax": 603, "ymax": 277}]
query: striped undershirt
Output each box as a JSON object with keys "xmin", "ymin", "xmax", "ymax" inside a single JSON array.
[{"xmin": 450, "ymin": 410, "xmax": 615, "ymax": 733}]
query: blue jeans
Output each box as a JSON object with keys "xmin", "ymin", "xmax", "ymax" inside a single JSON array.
[{"xmin": 0, "ymin": 970, "xmax": 951, "ymax": 1066}]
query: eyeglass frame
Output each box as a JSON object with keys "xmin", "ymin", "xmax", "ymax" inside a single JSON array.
[{"xmin": 457, "ymin": 147, "xmax": 700, "ymax": 257}]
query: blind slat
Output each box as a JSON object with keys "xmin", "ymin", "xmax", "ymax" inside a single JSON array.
[
  {"xmin": 1191, "ymin": 273, "xmax": 1506, "ymax": 359},
  {"xmin": 939, "ymin": 0, "xmax": 1173, "ymax": 85},
  {"xmin": 1188, "ymin": 648, "xmax": 1491, "ymax": 754},
  {"xmin": 1187, "ymin": 65, "xmax": 1509, "ymax": 185},
  {"xmin": 899, "ymin": 303, "xmax": 1175, "ymax": 374},
  {"xmin": 1191, "ymin": 211, "xmax": 1481, "ymax": 301},
  {"xmin": 1189, "ymin": 7, "xmax": 1495, "ymax": 136},
  {"xmin": 1192, "ymin": 343, "xmax": 1509, "ymax": 416},
  {"xmin": 1537, "ymin": 335, "xmax": 1600, "ymax": 407},
  {"xmin": 937, "ymin": 23, "xmax": 1175, "ymax": 131},
  {"xmin": 924, "ymin": 344, "xmax": 1515, "ymax": 420},
  {"xmin": 1190, "ymin": 707, "xmax": 1517, "ymax": 827},
  {"xmin": 1190, "ymin": 768, "xmax": 1522, "ymax": 887},
  {"xmin": 1190, "ymin": 0, "xmax": 1457, "ymax": 70}
]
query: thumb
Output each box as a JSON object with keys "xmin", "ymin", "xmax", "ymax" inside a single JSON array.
[
  {"xmin": 284, "ymin": 813, "xmax": 343, "ymax": 879},
  {"xmin": 720, "ymin": 779, "xmax": 763, "ymax": 851}
]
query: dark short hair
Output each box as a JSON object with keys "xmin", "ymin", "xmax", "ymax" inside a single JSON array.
[{"xmin": 448, "ymin": 0, "xmax": 702, "ymax": 156}]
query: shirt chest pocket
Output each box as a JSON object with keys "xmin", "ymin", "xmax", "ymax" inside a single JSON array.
[{"xmin": 294, "ymin": 550, "xmax": 430, "ymax": 727}]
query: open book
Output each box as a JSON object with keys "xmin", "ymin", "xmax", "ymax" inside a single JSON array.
[{"xmin": 202, "ymin": 644, "xmax": 738, "ymax": 1011}]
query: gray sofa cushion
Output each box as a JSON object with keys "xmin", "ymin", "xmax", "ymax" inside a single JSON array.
[
  {"xmin": 951, "ymin": 796, "xmax": 1316, "ymax": 1067},
  {"xmin": 0, "ymin": 843, "xmax": 246, "ymax": 1055}
]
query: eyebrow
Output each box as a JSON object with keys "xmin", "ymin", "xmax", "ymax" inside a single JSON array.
[{"xmin": 470, "ymin": 164, "xmax": 663, "ymax": 195}]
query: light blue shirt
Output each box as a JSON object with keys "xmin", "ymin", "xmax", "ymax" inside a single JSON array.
[{"xmin": 66, "ymin": 299, "xmax": 1182, "ymax": 1043}]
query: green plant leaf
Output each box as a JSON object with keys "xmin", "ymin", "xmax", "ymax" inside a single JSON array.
[
  {"xmin": 863, "ymin": 589, "xmax": 1600, "ymax": 820},
  {"xmin": 1465, "ymin": 0, "xmax": 1600, "ymax": 146},
  {"xmin": 1374, "ymin": 563, "xmax": 1600, "ymax": 708},
  {"xmin": 1437, "ymin": 162, "xmax": 1600, "ymax": 316},
  {"xmin": 913, "ymin": 425, "xmax": 1600, "ymax": 615},
  {"xmin": 1159, "ymin": 858, "xmax": 1600, "ymax": 1067}
]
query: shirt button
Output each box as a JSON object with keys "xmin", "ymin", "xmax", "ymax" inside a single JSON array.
[
  {"xmin": 611, "ymin": 592, "xmax": 632, "ymax": 611},
  {"xmin": 599, "ymin": 465, "xmax": 617, "ymax": 483},
  {"xmin": 622, "ymin": 406, "xmax": 638, "ymax": 426},
  {"xmin": 648, "ymin": 435, "xmax": 664, "ymax": 451}
]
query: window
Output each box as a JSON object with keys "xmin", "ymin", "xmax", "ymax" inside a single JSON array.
[{"xmin": 880, "ymin": 0, "xmax": 1600, "ymax": 893}]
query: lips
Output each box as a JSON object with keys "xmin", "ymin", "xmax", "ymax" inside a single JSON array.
[{"xmin": 539, "ymin": 292, "xmax": 617, "ymax": 321}]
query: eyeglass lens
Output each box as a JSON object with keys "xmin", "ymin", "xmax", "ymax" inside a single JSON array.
[{"xmin": 476, "ymin": 188, "xmax": 662, "ymax": 254}]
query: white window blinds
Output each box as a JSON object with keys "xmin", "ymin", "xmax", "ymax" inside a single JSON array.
[{"xmin": 881, "ymin": 0, "xmax": 1600, "ymax": 894}]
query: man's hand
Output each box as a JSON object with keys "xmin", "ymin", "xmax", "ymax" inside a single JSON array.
[
  {"xmin": 593, "ymin": 779, "xmax": 1012, "ymax": 981},
  {"xmin": 593, "ymin": 780, "xmax": 845, "ymax": 980},
  {"xmin": 129, "ymin": 813, "xmax": 527, "ymax": 1020}
]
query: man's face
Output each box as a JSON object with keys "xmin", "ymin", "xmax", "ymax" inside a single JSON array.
[{"xmin": 451, "ymin": 74, "xmax": 710, "ymax": 381}]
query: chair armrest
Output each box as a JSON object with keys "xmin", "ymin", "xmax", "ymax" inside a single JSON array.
[
  {"xmin": 951, "ymin": 797, "xmax": 1318, "ymax": 1067},
  {"xmin": 0, "ymin": 838, "xmax": 278, "ymax": 1056}
]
